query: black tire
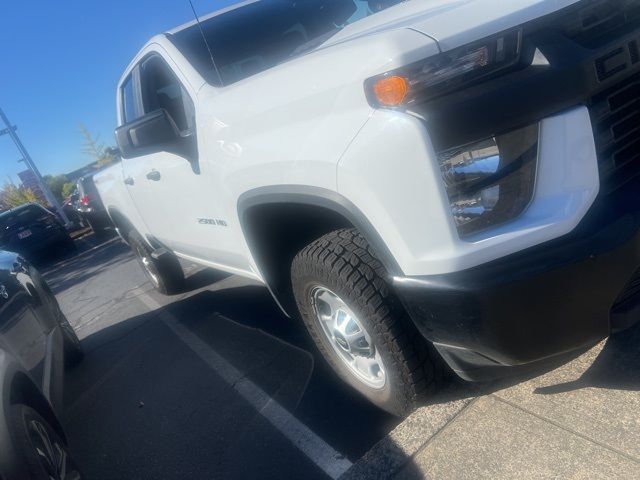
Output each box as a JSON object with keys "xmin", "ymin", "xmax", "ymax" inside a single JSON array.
[
  {"xmin": 291, "ymin": 228, "xmax": 443, "ymax": 416},
  {"xmin": 8, "ymin": 404, "xmax": 82, "ymax": 480},
  {"xmin": 128, "ymin": 231, "xmax": 184, "ymax": 295}
]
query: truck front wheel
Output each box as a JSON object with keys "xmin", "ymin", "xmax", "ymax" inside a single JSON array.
[
  {"xmin": 128, "ymin": 231, "xmax": 184, "ymax": 295},
  {"xmin": 291, "ymin": 228, "xmax": 442, "ymax": 416}
]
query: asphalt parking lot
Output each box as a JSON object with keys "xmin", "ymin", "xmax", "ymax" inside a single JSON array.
[
  {"xmin": 43, "ymin": 234, "xmax": 400, "ymax": 479},
  {"xmin": 43, "ymin": 233, "xmax": 640, "ymax": 479}
]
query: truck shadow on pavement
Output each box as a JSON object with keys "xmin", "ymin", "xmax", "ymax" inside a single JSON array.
[
  {"xmin": 432, "ymin": 319, "xmax": 640, "ymax": 403},
  {"xmin": 59, "ymin": 257, "xmax": 640, "ymax": 479},
  {"xmin": 44, "ymin": 240, "xmax": 132, "ymax": 293},
  {"xmin": 343, "ymin": 317, "xmax": 640, "ymax": 479},
  {"xmin": 533, "ymin": 321, "xmax": 640, "ymax": 395},
  {"xmin": 62, "ymin": 278, "xmax": 403, "ymax": 479}
]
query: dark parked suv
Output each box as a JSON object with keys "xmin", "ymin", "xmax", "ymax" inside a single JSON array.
[
  {"xmin": 0, "ymin": 204, "xmax": 74, "ymax": 262},
  {"xmin": 0, "ymin": 250, "xmax": 83, "ymax": 479}
]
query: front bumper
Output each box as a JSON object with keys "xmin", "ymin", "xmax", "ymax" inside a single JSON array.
[
  {"xmin": 387, "ymin": 1, "xmax": 640, "ymax": 380},
  {"xmin": 394, "ymin": 180, "xmax": 640, "ymax": 381}
]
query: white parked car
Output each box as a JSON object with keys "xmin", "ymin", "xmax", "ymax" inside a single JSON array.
[{"xmin": 95, "ymin": 0, "xmax": 640, "ymax": 415}]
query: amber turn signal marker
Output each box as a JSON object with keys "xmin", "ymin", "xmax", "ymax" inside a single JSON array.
[{"xmin": 372, "ymin": 75, "xmax": 409, "ymax": 106}]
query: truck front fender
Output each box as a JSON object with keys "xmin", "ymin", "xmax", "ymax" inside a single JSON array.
[{"xmin": 237, "ymin": 186, "xmax": 402, "ymax": 315}]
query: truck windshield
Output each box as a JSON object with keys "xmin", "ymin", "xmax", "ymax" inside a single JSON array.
[{"xmin": 170, "ymin": 0, "xmax": 404, "ymax": 86}]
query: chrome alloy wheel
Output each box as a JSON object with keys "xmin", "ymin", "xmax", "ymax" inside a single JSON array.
[
  {"xmin": 27, "ymin": 418, "xmax": 80, "ymax": 480},
  {"xmin": 310, "ymin": 286, "xmax": 386, "ymax": 389}
]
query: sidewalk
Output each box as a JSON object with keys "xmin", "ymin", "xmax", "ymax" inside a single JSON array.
[{"xmin": 344, "ymin": 321, "xmax": 640, "ymax": 479}]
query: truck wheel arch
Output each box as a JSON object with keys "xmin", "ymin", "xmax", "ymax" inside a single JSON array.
[
  {"xmin": 108, "ymin": 208, "xmax": 136, "ymax": 245},
  {"xmin": 108, "ymin": 209, "xmax": 163, "ymax": 251},
  {"xmin": 237, "ymin": 186, "xmax": 401, "ymax": 316}
]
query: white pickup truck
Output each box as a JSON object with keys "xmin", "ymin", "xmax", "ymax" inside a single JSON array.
[{"xmin": 95, "ymin": 0, "xmax": 640, "ymax": 415}]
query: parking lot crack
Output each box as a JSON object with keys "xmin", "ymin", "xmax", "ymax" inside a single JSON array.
[
  {"xmin": 491, "ymin": 394, "xmax": 640, "ymax": 465},
  {"xmin": 397, "ymin": 397, "xmax": 479, "ymax": 472}
]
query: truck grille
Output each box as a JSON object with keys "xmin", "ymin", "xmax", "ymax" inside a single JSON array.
[
  {"xmin": 559, "ymin": 0, "xmax": 640, "ymax": 48},
  {"xmin": 589, "ymin": 74, "xmax": 640, "ymax": 193},
  {"xmin": 546, "ymin": 0, "xmax": 640, "ymax": 193}
]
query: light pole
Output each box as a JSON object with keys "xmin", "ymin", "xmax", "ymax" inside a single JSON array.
[{"xmin": 0, "ymin": 107, "xmax": 70, "ymax": 225}]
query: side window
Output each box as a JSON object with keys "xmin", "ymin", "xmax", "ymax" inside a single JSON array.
[
  {"xmin": 139, "ymin": 55, "xmax": 195, "ymax": 134},
  {"xmin": 121, "ymin": 74, "xmax": 139, "ymax": 124}
]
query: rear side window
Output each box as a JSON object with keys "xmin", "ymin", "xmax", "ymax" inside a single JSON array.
[{"xmin": 121, "ymin": 74, "xmax": 139, "ymax": 124}]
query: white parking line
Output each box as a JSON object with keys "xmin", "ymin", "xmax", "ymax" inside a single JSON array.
[{"xmin": 137, "ymin": 293, "xmax": 353, "ymax": 480}]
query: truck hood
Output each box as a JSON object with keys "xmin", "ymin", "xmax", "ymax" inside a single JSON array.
[{"xmin": 328, "ymin": 0, "xmax": 582, "ymax": 52}]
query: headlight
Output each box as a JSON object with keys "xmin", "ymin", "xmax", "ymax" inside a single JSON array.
[
  {"xmin": 365, "ymin": 30, "xmax": 522, "ymax": 107},
  {"xmin": 438, "ymin": 124, "xmax": 539, "ymax": 237}
]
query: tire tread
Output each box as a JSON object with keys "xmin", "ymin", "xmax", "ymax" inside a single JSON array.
[{"xmin": 292, "ymin": 228, "xmax": 443, "ymax": 415}]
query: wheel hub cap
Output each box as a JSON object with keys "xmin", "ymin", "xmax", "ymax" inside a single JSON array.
[
  {"xmin": 334, "ymin": 332, "xmax": 350, "ymax": 352},
  {"xmin": 311, "ymin": 286, "xmax": 386, "ymax": 389}
]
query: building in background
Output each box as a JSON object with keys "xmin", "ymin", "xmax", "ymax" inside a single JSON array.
[{"xmin": 18, "ymin": 169, "xmax": 48, "ymax": 204}]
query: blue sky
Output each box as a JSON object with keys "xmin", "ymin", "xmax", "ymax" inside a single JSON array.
[{"xmin": 0, "ymin": 0, "xmax": 233, "ymax": 183}]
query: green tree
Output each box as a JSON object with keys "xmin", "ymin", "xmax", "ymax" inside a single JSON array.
[
  {"xmin": 61, "ymin": 182, "xmax": 76, "ymax": 199},
  {"xmin": 0, "ymin": 181, "xmax": 39, "ymax": 210},
  {"xmin": 79, "ymin": 124, "xmax": 117, "ymax": 167},
  {"xmin": 43, "ymin": 174, "xmax": 70, "ymax": 202}
]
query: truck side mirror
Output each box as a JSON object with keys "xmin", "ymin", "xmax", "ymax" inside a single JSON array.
[{"xmin": 115, "ymin": 109, "xmax": 196, "ymax": 161}]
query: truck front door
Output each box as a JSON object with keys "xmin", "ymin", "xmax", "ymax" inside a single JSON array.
[{"xmin": 119, "ymin": 51, "xmax": 245, "ymax": 271}]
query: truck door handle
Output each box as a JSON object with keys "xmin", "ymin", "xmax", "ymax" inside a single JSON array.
[
  {"xmin": 146, "ymin": 170, "xmax": 161, "ymax": 181},
  {"xmin": 124, "ymin": 177, "xmax": 134, "ymax": 186}
]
